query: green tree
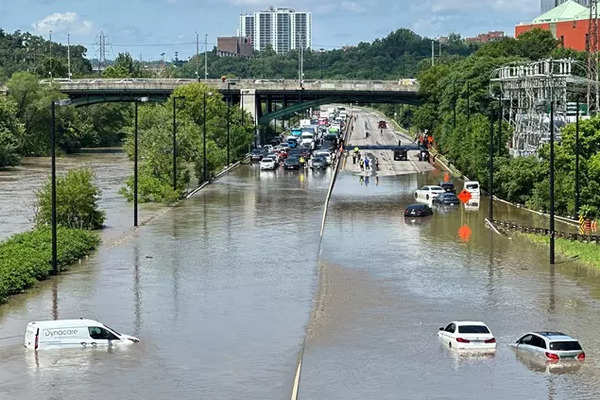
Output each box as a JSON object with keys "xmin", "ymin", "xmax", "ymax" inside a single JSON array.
[
  {"xmin": 35, "ymin": 168, "xmax": 105, "ymax": 229},
  {"xmin": 0, "ymin": 96, "xmax": 25, "ymax": 167}
]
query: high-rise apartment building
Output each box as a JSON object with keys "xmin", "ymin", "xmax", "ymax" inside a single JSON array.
[
  {"xmin": 541, "ymin": 0, "xmax": 589, "ymax": 14},
  {"xmin": 239, "ymin": 7, "xmax": 312, "ymax": 54}
]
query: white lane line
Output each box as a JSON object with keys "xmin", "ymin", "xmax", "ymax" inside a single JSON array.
[{"xmin": 290, "ymin": 358, "xmax": 303, "ymax": 400}]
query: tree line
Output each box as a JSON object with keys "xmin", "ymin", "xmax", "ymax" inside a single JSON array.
[{"xmin": 380, "ymin": 29, "xmax": 600, "ymax": 218}]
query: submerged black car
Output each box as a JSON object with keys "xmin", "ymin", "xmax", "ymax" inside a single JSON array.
[
  {"xmin": 284, "ymin": 157, "xmax": 301, "ymax": 170},
  {"xmin": 404, "ymin": 204, "xmax": 433, "ymax": 217},
  {"xmin": 433, "ymin": 192, "xmax": 459, "ymax": 206},
  {"xmin": 440, "ymin": 182, "xmax": 456, "ymax": 193}
]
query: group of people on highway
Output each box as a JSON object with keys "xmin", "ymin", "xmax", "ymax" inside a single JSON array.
[{"xmin": 352, "ymin": 147, "xmax": 379, "ymax": 172}]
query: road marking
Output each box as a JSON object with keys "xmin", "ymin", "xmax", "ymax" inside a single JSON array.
[{"xmin": 290, "ymin": 357, "xmax": 303, "ymax": 400}]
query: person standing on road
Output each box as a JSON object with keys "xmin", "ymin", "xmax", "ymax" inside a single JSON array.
[
  {"xmin": 365, "ymin": 157, "xmax": 370, "ymax": 171},
  {"xmin": 352, "ymin": 152, "xmax": 357, "ymax": 164},
  {"xmin": 359, "ymin": 158, "xmax": 364, "ymax": 171}
]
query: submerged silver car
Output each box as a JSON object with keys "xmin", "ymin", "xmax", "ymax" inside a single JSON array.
[{"xmin": 511, "ymin": 331, "xmax": 585, "ymax": 363}]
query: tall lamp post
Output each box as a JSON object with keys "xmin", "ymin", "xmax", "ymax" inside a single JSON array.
[
  {"xmin": 50, "ymin": 98, "xmax": 72, "ymax": 274},
  {"xmin": 227, "ymin": 81, "xmax": 237, "ymax": 166},
  {"xmin": 172, "ymin": 96, "xmax": 185, "ymax": 191},
  {"xmin": 203, "ymin": 91, "xmax": 212, "ymax": 182},
  {"xmin": 575, "ymin": 97, "xmax": 581, "ymax": 218},
  {"xmin": 133, "ymin": 96, "xmax": 149, "ymax": 227}
]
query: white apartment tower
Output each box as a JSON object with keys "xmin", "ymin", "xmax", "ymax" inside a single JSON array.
[{"xmin": 239, "ymin": 7, "xmax": 312, "ymax": 54}]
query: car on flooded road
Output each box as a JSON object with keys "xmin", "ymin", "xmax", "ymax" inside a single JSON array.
[
  {"xmin": 260, "ymin": 157, "xmax": 277, "ymax": 170},
  {"xmin": 310, "ymin": 156, "xmax": 328, "ymax": 170},
  {"xmin": 432, "ymin": 192, "xmax": 460, "ymax": 206},
  {"xmin": 511, "ymin": 332, "xmax": 585, "ymax": 363},
  {"xmin": 250, "ymin": 149, "xmax": 266, "ymax": 162},
  {"xmin": 438, "ymin": 321, "xmax": 496, "ymax": 351},
  {"xmin": 404, "ymin": 204, "xmax": 433, "ymax": 218},
  {"xmin": 284, "ymin": 157, "xmax": 301, "ymax": 170},
  {"xmin": 414, "ymin": 185, "xmax": 445, "ymax": 201},
  {"xmin": 24, "ymin": 319, "xmax": 139, "ymax": 350}
]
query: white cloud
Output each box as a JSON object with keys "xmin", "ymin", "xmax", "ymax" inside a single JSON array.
[
  {"xmin": 32, "ymin": 12, "xmax": 94, "ymax": 36},
  {"xmin": 340, "ymin": 1, "xmax": 367, "ymax": 13}
]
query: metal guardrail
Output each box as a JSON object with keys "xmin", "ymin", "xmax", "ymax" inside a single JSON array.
[{"xmin": 494, "ymin": 219, "xmax": 599, "ymax": 244}]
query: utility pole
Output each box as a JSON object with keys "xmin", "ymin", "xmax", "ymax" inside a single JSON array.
[
  {"xmin": 488, "ymin": 109, "xmax": 495, "ymax": 222},
  {"xmin": 431, "ymin": 40, "xmax": 435, "ymax": 67},
  {"xmin": 196, "ymin": 32, "xmax": 200, "ymax": 81},
  {"xmin": 204, "ymin": 33, "xmax": 208, "ymax": 81},
  {"xmin": 550, "ymin": 83, "xmax": 556, "ymax": 265},
  {"xmin": 575, "ymin": 98, "xmax": 581, "ymax": 218},
  {"xmin": 49, "ymin": 30, "xmax": 53, "ymax": 81},
  {"xmin": 67, "ymin": 32, "xmax": 71, "ymax": 80},
  {"xmin": 203, "ymin": 91, "xmax": 208, "ymax": 182},
  {"xmin": 51, "ymin": 100, "xmax": 57, "ymax": 274}
]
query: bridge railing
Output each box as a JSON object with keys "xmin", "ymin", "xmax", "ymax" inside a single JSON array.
[{"xmin": 42, "ymin": 78, "xmax": 419, "ymax": 93}]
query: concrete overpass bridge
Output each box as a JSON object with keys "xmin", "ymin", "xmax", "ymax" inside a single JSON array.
[{"xmin": 47, "ymin": 78, "xmax": 421, "ymax": 126}]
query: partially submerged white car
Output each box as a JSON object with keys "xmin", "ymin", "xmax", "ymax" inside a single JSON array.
[
  {"xmin": 511, "ymin": 331, "xmax": 585, "ymax": 363},
  {"xmin": 415, "ymin": 185, "xmax": 445, "ymax": 202},
  {"xmin": 25, "ymin": 319, "xmax": 139, "ymax": 350},
  {"xmin": 438, "ymin": 321, "xmax": 496, "ymax": 351}
]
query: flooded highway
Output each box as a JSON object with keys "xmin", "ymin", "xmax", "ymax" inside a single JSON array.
[
  {"xmin": 0, "ymin": 165, "xmax": 331, "ymax": 399},
  {"xmin": 301, "ymin": 171, "xmax": 600, "ymax": 400},
  {"xmin": 1, "ymin": 132, "xmax": 600, "ymax": 399}
]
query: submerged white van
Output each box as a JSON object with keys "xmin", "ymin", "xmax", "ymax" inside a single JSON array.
[{"xmin": 24, "ymin": 319, "xmax": 139, "ymax": 350}]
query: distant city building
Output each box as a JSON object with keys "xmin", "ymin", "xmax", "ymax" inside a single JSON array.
[
  {"xmin": 541, "ymin": 0, "xmax": 589, "ymax": 14},
  {"xmin": 465, "ymin": 31, "xmax": 505, "ymax": 43},
  {"xmin": 217, "ymin": 36, "xmax": 253, "ymax": 57},
  {"xmin": 517, "ymin": 0, "xmax": 593, "ymax": 51},
  {"xmin": 239, "ymin": 7, "xmax": 312, "ymax": 54}
]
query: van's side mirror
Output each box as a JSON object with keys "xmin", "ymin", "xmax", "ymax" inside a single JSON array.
[{"xmin": 439, "ymin": 327, "xmax": 444, "ymax": 331}]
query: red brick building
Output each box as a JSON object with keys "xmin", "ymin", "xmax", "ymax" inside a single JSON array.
[
  {"xmin": 515, "ymin": 0, "xmax": 593, "ymax": 51},
  {"xmin": 466, "ymin": 31, "xmax": 505, "ymax": 44}
]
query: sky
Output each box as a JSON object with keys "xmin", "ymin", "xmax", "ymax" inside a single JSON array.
[{"xmin": 0, "ymin": 0, "xmax": 542, "ymax": 61}]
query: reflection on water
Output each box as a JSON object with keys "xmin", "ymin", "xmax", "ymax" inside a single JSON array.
[
  {"xmin": 0, "ymin": 155, "xmax": 599, "ymax": 399},
  {"xmin": 301, "ymin": 171, "xmax": 600, "ymax": 400},
  {"xmin": 0, "ymin": 164, "xmax": 330, "ymax": 399},
  {"xmin": 0, "ymin": 151, "xmax": 133, "ymax": 241}
]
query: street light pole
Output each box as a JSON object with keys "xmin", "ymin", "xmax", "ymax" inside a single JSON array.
[
  {"xmin": 488, "ymin": 109, "xmax": 495, "ymax": 222},
  {"xmin": 575, "ymin": 97, "xmax": 581, "ymax": 218},
  {"xmin": 51, "ymin": 100, "xmax": 57, "ymax": 274},
  {"xmin": 50, "ymin": 99, "xmax": 71, "ymax": 274},
  {"xmin": 134, "ymin": 101, "xmax": 138, "ymax": 227},
  {"xmin": 172, "ymin": 98, "xmax": 177, "ymax": 191},
  {"xmin": 203, "ymin": 91, "xmax": 208, "ymax": 182},
  {"xmin": 133, "ymin": 96, "xmax": 148, "ymax": 227},
  {"xmin": 550, "ymin": 96, "xmax": 556, "ymax": 265}
]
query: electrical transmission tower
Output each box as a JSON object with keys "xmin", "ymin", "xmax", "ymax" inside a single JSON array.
[
  {"xmin": 588, "ymin": 0, "xmax": 599, "ymax": 113},
  {"xmin": 96, "ymin": 31, "xmax": 107, "ymax": 74}
]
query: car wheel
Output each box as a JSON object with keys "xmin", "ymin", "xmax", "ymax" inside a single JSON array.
[
  {"xmin": 426, "ymin": 194, "xmax": 429, "ymax": 200},
  {"xmin": 448, "ymin": 342, "xmax": 452, "ymax": 348}
]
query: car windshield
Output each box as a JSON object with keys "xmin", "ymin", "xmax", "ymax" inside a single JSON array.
[
  {"xmin": 458, "ymin": 325, "xmax": 490, "ymax": 334},
  {"xmin": 262, "ymin": 158, "xmax": 272, "ymax": 162},
  {"xmin": 549, "ymin": 341, "xmax": 582, "ymax": 351},
  {"xmin": 467, "ymin": 184, "xmax": 479, "ymax": 189},
  {"xmin": 431, "ymin": 186, "xmax": 443, "ymax": 191}
]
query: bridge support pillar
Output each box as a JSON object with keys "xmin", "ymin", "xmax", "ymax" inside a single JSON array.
[{"xmin": 241, "ymin": 89, "xmax": 261, "ymax": 146}]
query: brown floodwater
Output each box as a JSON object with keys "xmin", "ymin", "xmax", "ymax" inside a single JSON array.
[{"xmin": 0, "ymin": 141, "xmax": 598, "ymax": 400}]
